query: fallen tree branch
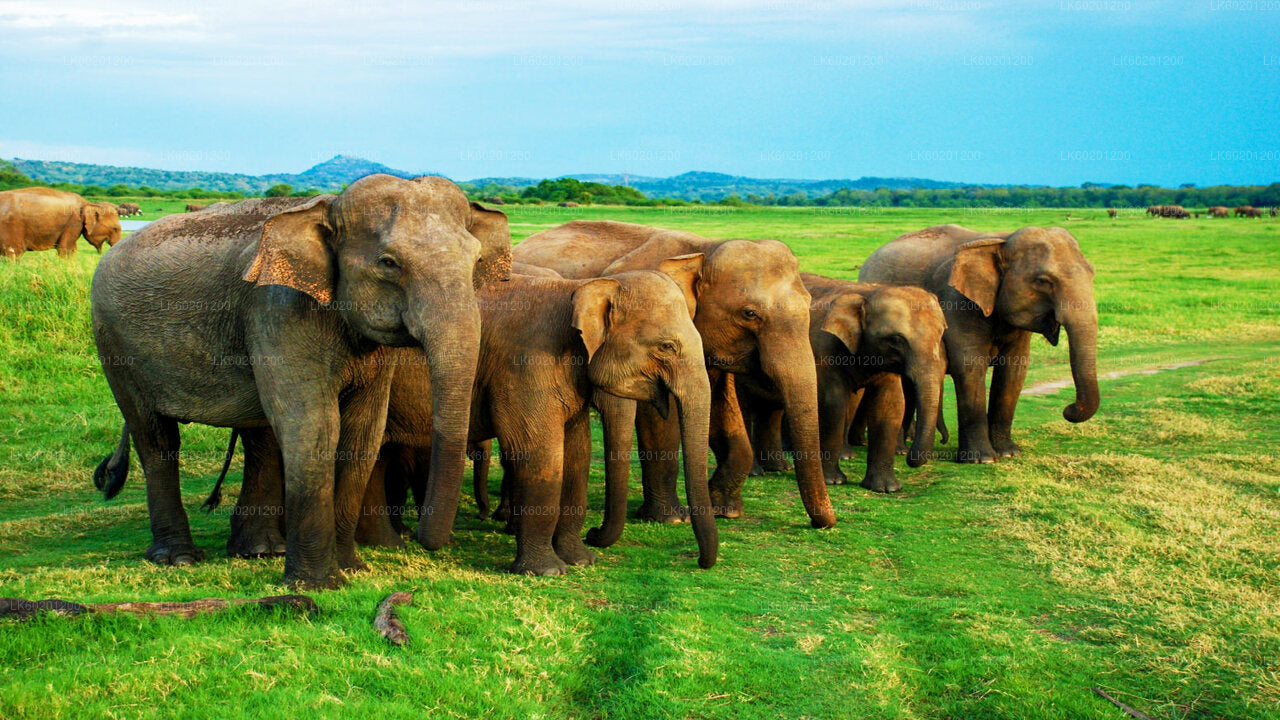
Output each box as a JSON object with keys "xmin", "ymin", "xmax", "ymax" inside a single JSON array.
[
  {"xmin": 374, "ymin": 591, "xmax": 413, "ymax": 646},
  {"xmin": 0, "ymin": 595, "xmax": 316, "ymax": 621},
  {"xmin": 1092, "ymin": 688, "xmax": 1156, "ymax": 720}
]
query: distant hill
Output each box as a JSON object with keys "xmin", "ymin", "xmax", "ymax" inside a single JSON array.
[
  {"xmin": 12, "ymin": 155, "xmax": 418, "ymax": 194},
  {"xmin": 468, "ymin": 170, "xmax": 966, "ymax": 201},
  {"xmin": 13, "ymin": 154, "xmax": 974, "ymax": 199}
]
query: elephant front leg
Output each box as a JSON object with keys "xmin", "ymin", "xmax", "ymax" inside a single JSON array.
[
  {"xmin": 332, "ymin": 377, "xmax": 393, "ymax": 571},
  {"xmin": 354, "ymin": 455, "xmax": 405, "ymax": 548},
  {"xmin": 860, "ymin": 376, "xmax": 904, "ymax": 493},
  {"xmin": 506, "ymin": 432, "xmax": 569, "ymax": 576},
  {"xmin": 818, "ymin": 380, "xmax": 852, "ymax": 486},
  {"xmin": 988, "ymin": 333, "xmax": 1030, "ymax": 458},
  {"xmin": 587, "ymin": 391, "xmax": 637, "ymax": 548},
  {"xmin": 636, "ymin": 398, "xmax": 689, "ymax": 523},
  {"xmin": 553, "ymin": 410, "xmax": 596, "ymax": 566},
  {"xmin": 708, "ymin": 370, "xmax": 752, "ymax": 519},
  {"xmin": 228, "ymin": 427, "xmax": 287, "ymax": 558},
  {"xmin": 753, "ymin": 408, "xmax": 792, "ymax": 474},
  {"xmin": 951, "ymin": 358, "xmax": 997, "ymax": 464}
]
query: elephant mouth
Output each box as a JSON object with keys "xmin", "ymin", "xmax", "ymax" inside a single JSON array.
[{"xmin": 1039, "ymin": 315, "xmax": 1062, "ymax": 346}]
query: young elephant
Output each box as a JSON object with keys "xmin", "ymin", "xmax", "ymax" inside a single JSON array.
[
  {"xmin": 91, "ymin": 175, "xmax": 512, "ymax": 588},
  {"xmin": 860, "ymin": 225, "xmax": 1099, "ymax": 463},
  {"xmin": 0, "ymin": 187, "xmax": 121, "ymax": 258},
  {"xmin": 738, "ymin": 275, "xmax": 948, "ymax": 493},
  {"xmin": 355, "ymin": 270, "xmax": 717, "ymax": 575}
]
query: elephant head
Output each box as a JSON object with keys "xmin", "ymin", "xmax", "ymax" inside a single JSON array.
[
  {"xmin": 572, "ymin": 262, "xmax": 717, "ymax": 568},
  {"xmin": 819, "ymin": 285, "xmax": 948, "ymax": 465},
  {"xmin": 949, "ymin": 227, "xmax": 1099, "ymax": 423},
  {"xmin": 677, "ymin": 240, "xmax": 832, "ymax": 527},
  {"xmin": 244, "ymin": 174, "xmax": 511, "ymax": 553},
  {"xmin": 82, "ymin": 202, "xmax": 122, "ymax": 251}
]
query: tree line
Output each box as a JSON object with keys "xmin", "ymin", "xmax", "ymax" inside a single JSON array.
[{"xmin": 5, "ymin": 160, "xmax": 1276, "ymax": 209}]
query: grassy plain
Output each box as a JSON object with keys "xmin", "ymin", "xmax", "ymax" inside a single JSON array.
[{"xmin": 1, "ymin": 206, "xmax": 1277, "ymax": 719}]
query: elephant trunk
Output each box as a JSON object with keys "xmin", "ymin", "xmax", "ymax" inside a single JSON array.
[
  {"xmin": 760, "ymin": 337, "xmax": 837, "ymax": 528},
  {"xmin": 905, "ymin": 354, "xmax": 945, "ymax": 468},
  {"xmin": 1060, "ymin": 299, "xmax": 1100, "ymax": 423},
  {"xmin": 413, "ymin": 299, "xmax": 482, "ymax": 551},
  {"xmin": 673, "ymin": 366, "xmax": 717, "ymax": 568}
]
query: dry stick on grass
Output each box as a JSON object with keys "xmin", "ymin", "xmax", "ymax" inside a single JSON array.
[
  {"xmin": 1092, "ymin": 688, "xmax": 1157, "ymax": 720},
  {"xmin": 374, "ymin": 592, "xmax": 413, "ymax": 646},
  {"xmin": 0, "ymin": 595, "xmax": 317, "ymax": 620}
]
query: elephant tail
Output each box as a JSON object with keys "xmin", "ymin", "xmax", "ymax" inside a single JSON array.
[
  {"xmin": 93, "ymin": 424, "xmax": 131, "ymax": 501},
  {"xmin": 201, "ymin": 429, "xmax": 239, "ymax": 513}
]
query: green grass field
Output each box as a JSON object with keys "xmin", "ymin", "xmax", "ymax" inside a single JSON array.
[{"xmin": 1, "ymin": 207, "xmax": 1278, "ymax": 719}]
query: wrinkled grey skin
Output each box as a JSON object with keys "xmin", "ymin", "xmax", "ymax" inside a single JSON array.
[
  {"xmin": 859, "ymin": 225, "xmax": 1099, "ymax": 463},
  {"xmin": 90, "ymin": 175, "xmax": 511, "ymax": 588}
]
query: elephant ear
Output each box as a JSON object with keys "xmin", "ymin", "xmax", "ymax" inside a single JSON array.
[
  {"xmin": 657, "ymin": 253, "xmax": 704, "ymax": 319},
  {"xmin": 948, "ymin": 236, "xmax": 1005, "ymax": 317},
  {"xmin": 820, "ymin": 292, "xmax": 865, "ymax": 354},
  {"xmin": 81, "ymin": 204, "xmax": 100, "ymax": 234},
  {"xmin": 243, "ymin": 196, "xmax": 335, "ymax": 305},
  {"xmin": 571, "ymin": 278, "xmax": 621, "ymax": 362},
  {"xmin": 469, "ymin": 201, "xmax": 513, "ymax": 288}
]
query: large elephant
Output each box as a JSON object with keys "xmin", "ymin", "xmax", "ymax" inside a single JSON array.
[
  {"xmin": 1208, "ymin": 206, "xmax": 1230, "ymax": 218},
  {"xmin": 0, "ymin": 187, "xmax": 121, "ymax": 258},
  {"xmin": 859, "ymin": 225, "xmax": 1099, "ymax": 464},
  {"xmin": 91, "ymin": 175, "xmax": 512, "ymax": 588},
  {"xmin": 513, "ymin": 220, "xmax": 837, "ymax": 529},
  {"xmin": 737, "ymin": 275, "xmax": 948, "ymax": 492}
]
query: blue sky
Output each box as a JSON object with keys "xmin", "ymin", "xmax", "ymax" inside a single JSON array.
[{"xmin": 0, "ymin": 0, "xmax": 1277, "ymax": 186}]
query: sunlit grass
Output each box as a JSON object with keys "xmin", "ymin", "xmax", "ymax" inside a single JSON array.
[{"xmin": 0, "ymin": 208, "xmax": 1277, "ymax": 718}]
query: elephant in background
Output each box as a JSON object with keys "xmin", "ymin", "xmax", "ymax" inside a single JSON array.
[
  {"xmin": 860, "ymin": 225, "xmax": 1099, "ymax": 464},
  {"xmin": 1208, "ymin": 206, "xmax": 1230, "ymax": 218},
  {"xmin": 514, "ymin": 220, "xmax": 837, "ymax": 531},
  {"xmin": 0, "ymin": 187, "xmax": 121, "ymax": 258},
  {"xmin": 1235, "ymin": 205, "xmax": 1262, "ymax": 218},
  {"xmin": 116, "ymin": 202, "xmax": 142, "ymax": 217},
  {"xmin": 738, "ymin": 275, "xmax": 948, "ymax": 493},
  {"xmin": 91, "ymin": 175, "xmax": 512, "ymax": 588},
  {"xmin": 186, "ymin": 203, "xmax": 209, "ymax": 212}
]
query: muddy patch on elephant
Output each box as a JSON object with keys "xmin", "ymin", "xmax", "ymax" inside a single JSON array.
[{"xmin": 1021, "ymin": 358, "xmax": 1222, "ymax": 396}]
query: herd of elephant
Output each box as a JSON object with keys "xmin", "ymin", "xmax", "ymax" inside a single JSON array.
[
  {"xmin": 1147, "ymin": 204, "xmax": 1273, "ymax": 219},
  {"xmin": 73, "ymin": 174, "xmax": 1100, "ymax": 589}
]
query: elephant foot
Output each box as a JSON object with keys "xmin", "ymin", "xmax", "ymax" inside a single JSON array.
[
  {"xmin": 509, "ymin": 551, "xmax": 568, "ymax": 576},
  {"xmin": 956, "ymin": 443, "xmax": 998, "ymax": 464},
  {"xmin": 861, "ymin": 472, "xmax": 901, "ymax": 494},
  {"xmin": 584, "ymin": 525, "xmax": 619, "ymax": 549},
  {"xmin": 756, "ymin": 455, "xmax": 793, "ymax": 473},
  {"xmin": 749, "ymin": 462, "xmax": 764, "ymax": 477},
  {"xmin": 337, "ymin": 551, "xmax": 369, "ymax": 574},
  {"xmin": 554, "ymin": 537, "xmax": 598, "ymax": 567},
  {"xmin": 636, "ymin": 500, "xmax": 689, "ymax": 524},
  {"xmin": 356, "ymin": 523, "xmax": 405, "ymax": 549},
  {"xmin": 283, "ymin": 565, "xmax": 346, "ymax": 590},
  {"xmin": 492, "ymin": 502, "xmax": 511, "ymax": 523},
  {"xmin": 825, "ymin": 468, "xmax": 848, "ymax": 486},
  {"xmin": 992, "ymin": 439, "xmax": 1022, "ymax": 459},
  {"xmin": 227, "ymin": 522, "xmax": 287, "ymax": 558},
  {"xmin": 840, "ymin": 444, "xmax": 859, "ymax": 460},
  {"xmin": 145, "ymin": 541, "xmax": 205, "ymax": 566},
  {"xmin": 894, "ymin": 439, "xmax": 909, "ymax": 456},
  {"xmin": 501, "ymin": 518, "xmax": 517, "ymax": 535},
  {"xmin": 709, "ymin": 487, "xmax": 743, "ymax": 519}
]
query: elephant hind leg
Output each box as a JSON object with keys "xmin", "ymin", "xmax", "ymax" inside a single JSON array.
[
  {"xmin": 131, "ymin": 411, "xmax": 202, "ymax": 565},
  {"xmin": 227, "ymin": 427, "xmax": 287, "ymax": 558}
]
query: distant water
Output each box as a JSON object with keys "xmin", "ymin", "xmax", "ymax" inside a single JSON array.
[{"xmin": 121, "ymin": 220, "xmax": 151, "ymax": 231}]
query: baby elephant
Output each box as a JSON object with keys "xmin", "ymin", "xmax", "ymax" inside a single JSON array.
[
  {"xmin": 739, "ymin": 274, "xmax": 947, "ymax": 493},
  {"xmin": 362, "ymin": 267, "xmax": 718, "ymax": 574}
]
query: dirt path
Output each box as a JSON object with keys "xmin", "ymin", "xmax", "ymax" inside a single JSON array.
[{"xmin": 1021, "ymin": 358, "xmax": 1220, "ymax": 396}]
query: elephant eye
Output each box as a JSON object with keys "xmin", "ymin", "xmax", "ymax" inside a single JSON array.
[
  {"xmin": 659, "ymin": 341, "xmax": 679, "ymax": 355},
  {"xmin": 1035, "ymin": 275, "xmax": 1054, "ymax": 289},
  {"xmin": 742, "ymin": 308, "xmax": 760, "ymax": 321},
  {"xmin": 378, "ymin": 256, "xmax": 401, "ymax": 270}
]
